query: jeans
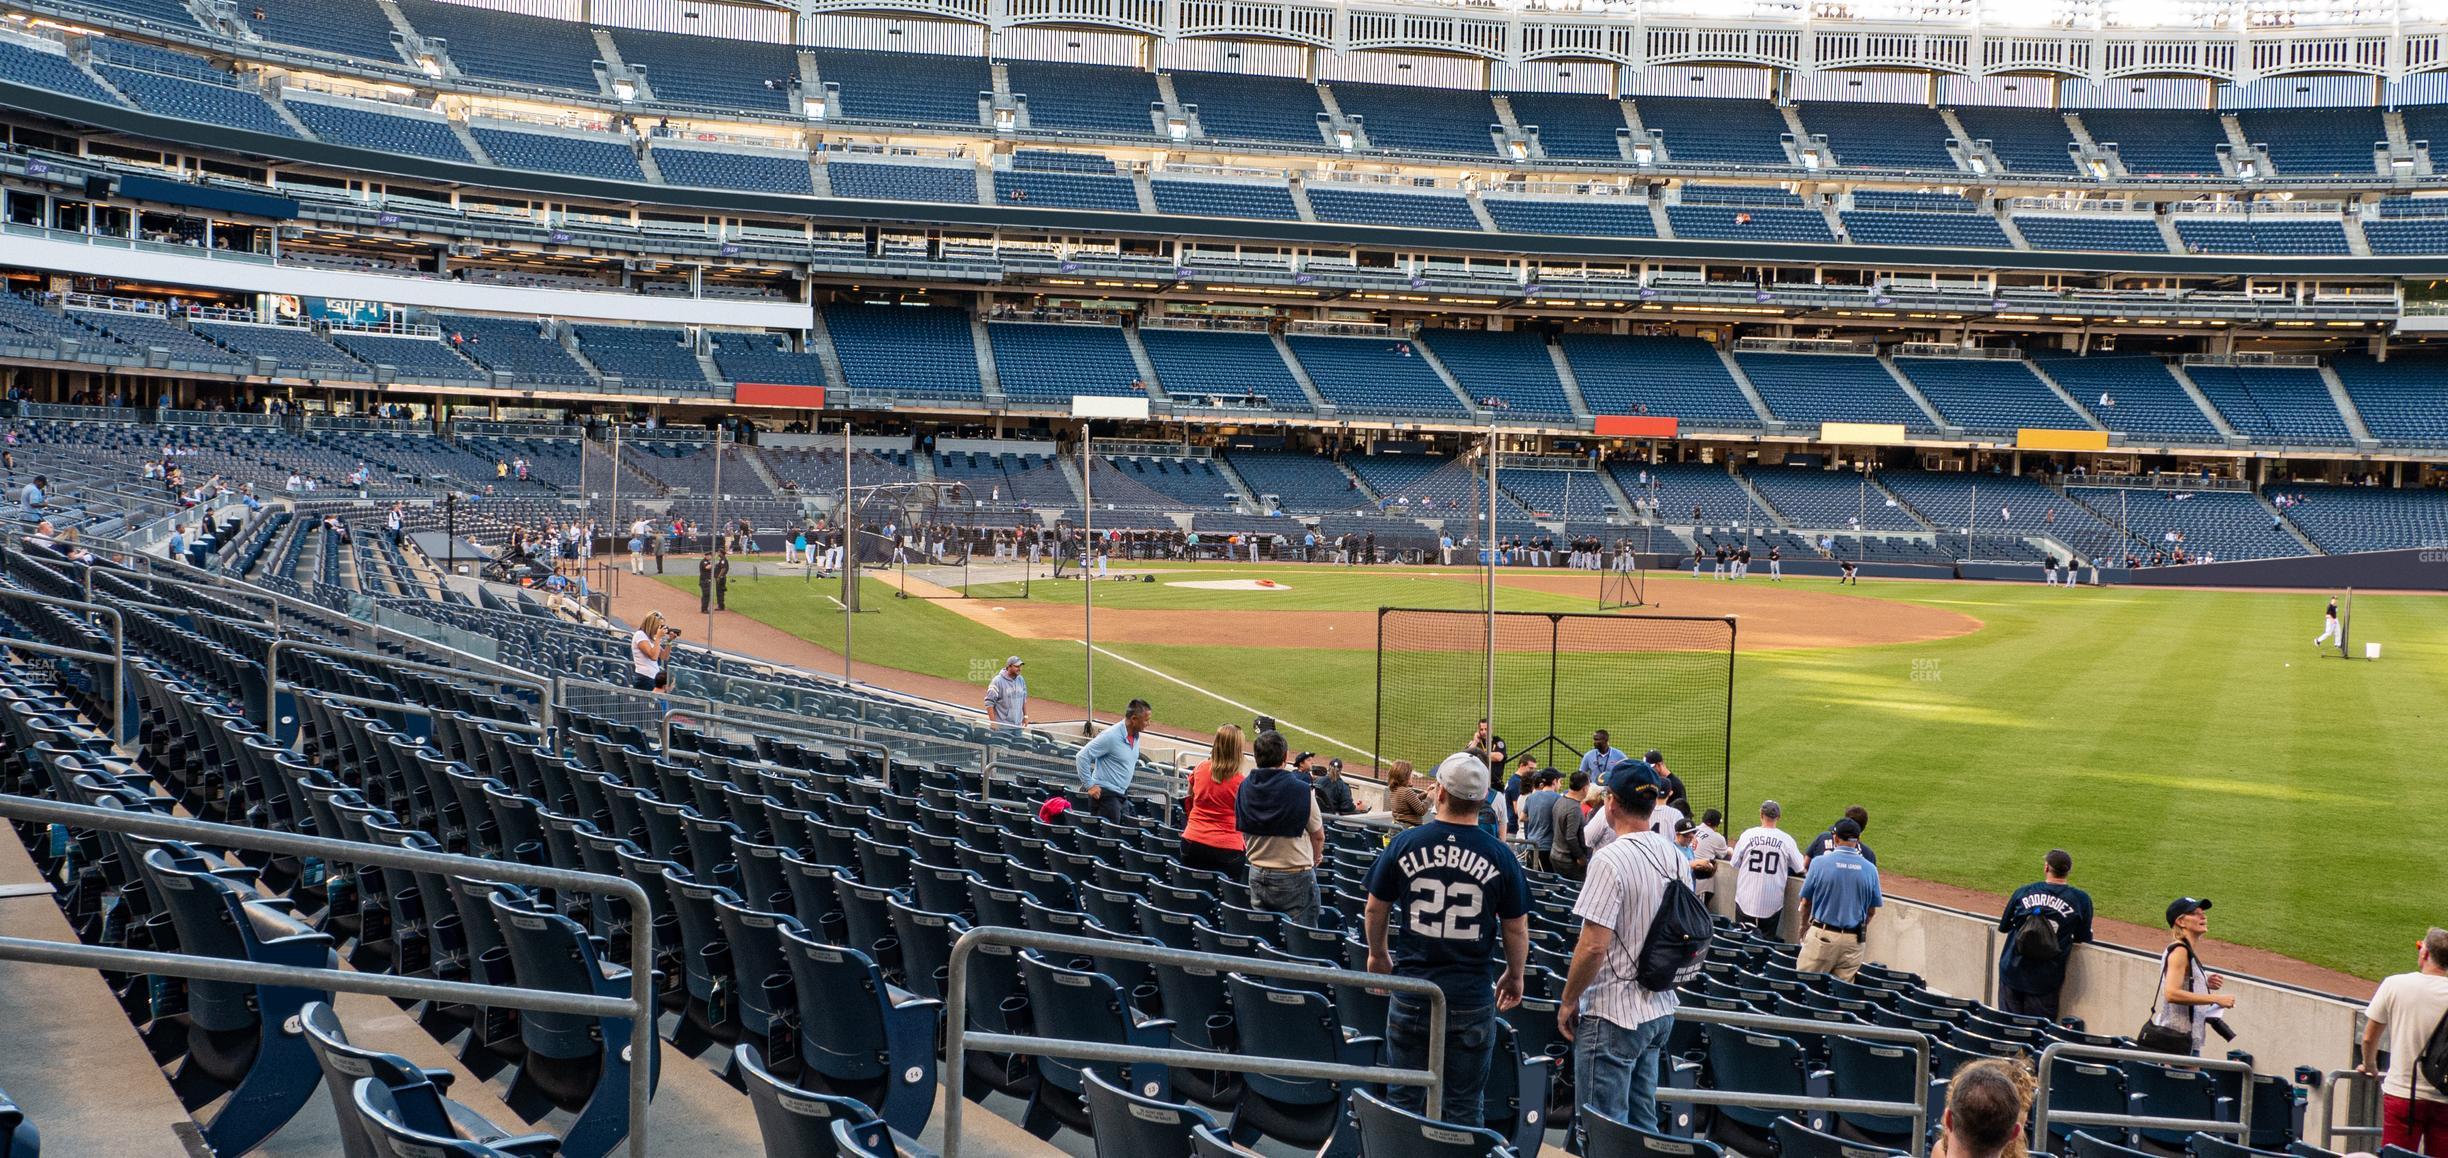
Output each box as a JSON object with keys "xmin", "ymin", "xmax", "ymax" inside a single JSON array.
[
  {"xmin": 1575, "ymin": 1012, "xmax": 1674, "ymax": 1143},
  {"xmin": 1248, "ymin": 867, "xmax": 1318, "ymax": 928},
  {"xmin": 1385, "ymin": 994, "xmax": 1495, "ymax": 1128}
]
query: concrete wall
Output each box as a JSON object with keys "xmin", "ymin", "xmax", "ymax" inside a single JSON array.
[{"xmin": 1704, "ymin": 873, "xmax": 2365, "ymax": 1080}]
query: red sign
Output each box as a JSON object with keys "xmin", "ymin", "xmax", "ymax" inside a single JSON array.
[
  {"xmin": 733, "ymin": 383, "xmax": 826, "ymax": 408},
  {"xmin": 1594, "ymin": 415, "xmax": 1679, "ymax": 438}
]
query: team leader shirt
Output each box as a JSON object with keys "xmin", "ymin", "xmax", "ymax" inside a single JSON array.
[{"xmin": 1365, "ymin": 819, "xmax": 1530, "ymax": 1008}]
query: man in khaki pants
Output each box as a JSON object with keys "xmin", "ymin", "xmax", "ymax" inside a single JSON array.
[{"xmin": 1794, "ymin": 817, "xmax": 1881, "ymax": 981}]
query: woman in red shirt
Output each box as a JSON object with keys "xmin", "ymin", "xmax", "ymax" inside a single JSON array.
[{"xmin": 1179, "ymin": 724, "xmax": 1249, "ymax": 876}]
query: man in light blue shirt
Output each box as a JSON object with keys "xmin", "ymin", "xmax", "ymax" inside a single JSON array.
[
  {"xmin": 19, "ymin": 475, "xmax": 43, "ymax": 510},
  {"xmin": 1074, "ymin": 697, "xmax": 1151, "ymax": 823},
  {"xmin": 1579, "ymin": 729, "xmax": 1630, "ymax": 784},
  {"xmin": 1795, "ymin": 818, "xmax": 1882, "ymax": 981}
]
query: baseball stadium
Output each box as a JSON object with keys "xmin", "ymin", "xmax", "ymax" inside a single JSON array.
[{"xmin": 0, "ymin": 0, "xmax": 2444, "ymax": 1153}]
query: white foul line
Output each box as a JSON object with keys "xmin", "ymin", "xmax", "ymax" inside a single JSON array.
[{"xmin": 1075, "ymin": 639, "xmax": 1379, "ymax": 764}]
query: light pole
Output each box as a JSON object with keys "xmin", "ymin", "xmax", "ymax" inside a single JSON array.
[{"xmin": 1080, "ymin": 419, "xmax": 1097, "ymax": 736}]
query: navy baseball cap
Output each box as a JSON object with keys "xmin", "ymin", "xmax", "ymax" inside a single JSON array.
[
  {"xmin": 1605, "ymin": 764, "xmax": 1660, "ymax": 804},
  {"xmin": 1645, "ymin": 749, "xmax": 1665, "ymax": 764},
  {"xmin": 2166, "ymin": 897, "xmax": 2212, "ymax": 925},
  {"xmin": 1832, "ymin": 818, "xmax": 1863, "ymax": 840}
]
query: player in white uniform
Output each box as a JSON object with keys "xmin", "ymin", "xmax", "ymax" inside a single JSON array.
[
  {"xmin": 1728, "ymin": 800, "xmax": 1804, "ymax": 940},
  {"xmin": 2315, "ymin": 596, "xmax": 2342, "ymax": 650}
]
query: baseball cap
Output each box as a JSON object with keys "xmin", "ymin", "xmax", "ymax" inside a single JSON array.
[
  {"xmin": 1645, "ymin": 749, "xmax": 1664, "ymax": 764},
  {"xmin": 1328, "ymin": 758, "xmax": 1343, "ymax": 771},
  {"xmin": 1037, "ymin": 796, "xmax": 1072, "ymax": 824},
  {"xmin": 1435, "ymin": 752, "xmax": 1490, "ymax": 802},
  {"xmin": 1674, "ymin": 817, "xmax": 1698, "ymax": 835},
  {"xmin": 1760, "ymin": 799, "xmax": 1782, "ymax": 819},
  {"xmin": 1832, "ymin": 817, "xmax": 1863, "ymax": 841},
  {"xmin": 2166, "ymin": 897, "xmax": 2212, "ymax": 926},
  {"xmin": 1604, "ymin": 764, "xmax": 1659, "ymax": 807},
  {"xmin": 1005, "ymin": 655, "xmax": 1025, "ymax": 667}
]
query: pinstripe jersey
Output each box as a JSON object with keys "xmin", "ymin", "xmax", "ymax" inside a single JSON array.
[{"xmin": 1570, "ymin": 830, "xmax": 1693, "ymax": 1031}]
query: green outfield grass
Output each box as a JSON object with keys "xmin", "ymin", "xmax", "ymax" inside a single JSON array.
[{"xmin": 670, "ymin": 565, "xmax": 2448, "ymax": 981}]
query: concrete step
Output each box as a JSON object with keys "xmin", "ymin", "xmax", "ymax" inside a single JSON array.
[{"xmin": 2165, "ymin": 362, "xmax": 2244, "ymax": 442}]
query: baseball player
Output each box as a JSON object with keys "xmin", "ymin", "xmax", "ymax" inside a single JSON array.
[
  {"xmin": 1838, "ymin": 557, "xmax": 1859, "ymax": 585},
  {"xmin": 2044, "ymin": 556, "xmax": 2059, "ymax": 586},
  {"xmin": 1691, "ymin": 545, "xmax": 1705, "ymax": 576},
  {"xmin": 1768, "ymin": 545, "xmax": 1782, "ymax": 581},
  {"xmin": 1736, "ymin": 543, "xmax": 1752, "ymax": 580},
  {"xmin": 2315, "ymin": 596, "xmax": 2342, "ymax": 650},
  {"xmin": 1713, "ymin": 543, "xmax": 1729, "ymax": 579}
]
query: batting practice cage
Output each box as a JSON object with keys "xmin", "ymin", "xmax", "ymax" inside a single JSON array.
[
  {"xmin": 840, "ymin": 480, "xmax": 1037, "ymax": 602},
  {"xmin": 1598, "ymin": 559, "xmax": 1647, "ymax": 611},
  {"xmin": 1375, "ymin": 609, "xmax": 1734, "ymax": 819}
]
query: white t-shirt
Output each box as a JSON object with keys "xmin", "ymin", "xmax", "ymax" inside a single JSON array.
[
  {"xmin": 2365, "ymin": 971, "xmax": 2448, "ymax": 1103},
  {"xmin": 631, "ymin": 629, "xmax": 661, "ymax": 681},
  {"xmin": 1587, "ymin": 803, "xmax": 1683, "ymax": 856},
  {"xmin": 1728, "ymin": 825, "xmax": 1803, "ymax": 919}
]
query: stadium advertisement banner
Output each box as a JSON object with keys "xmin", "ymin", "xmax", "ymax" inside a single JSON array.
[
  {"xmin": 303, "ymin": 297, "xmax": 387, "ymax": 327},
  {"xmin": 734, "ymin": 383, "xmax": 826, "ymax": 408},
  {"xmin": 1072, "ymin": 396, "xmax": 1151, "ymax": 420},
  {"xmin": 1594, "ymin": 415, "xmax": 1679, "ymax": 438},
  {"xmin": 1819, "ymin": 421, "xmax": 1909, "ymax": 444},
  {"xmin": 2017, "ymin": 428, "xmax": 2112, "ymax": 451}
]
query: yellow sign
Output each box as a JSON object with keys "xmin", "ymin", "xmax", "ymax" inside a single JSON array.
[{"xmin": 2016, "ymin": 429, "xmax": 2111, "ymax": 451}]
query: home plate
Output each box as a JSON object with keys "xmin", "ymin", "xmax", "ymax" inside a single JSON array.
[{"xmin": 1172, "ymin": 579, "xmax": 1295, "ymax": 591}]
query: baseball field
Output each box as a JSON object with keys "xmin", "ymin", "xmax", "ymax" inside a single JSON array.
[{"xmin": 661, "ymin": 561, "xmax": 2448, "ymax": 982}]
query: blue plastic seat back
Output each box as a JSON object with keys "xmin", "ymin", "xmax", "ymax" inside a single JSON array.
[
  {"xmin": 886, "ymin": 899, "xmax": 963, "ymax": 1003},
  {"xmin": 2048, "ymin": 1060, "xmax": 2132, "ymax": 1145},
  {"xmin": 487, "ymin": 891, "xmax": 613, "ymax": 1062},
  {"xmin": 734, "ymin": 1043, "xmax": 885, "ymax": 1158},
  {"xmin": 1826, "ymin": 1035, "xmax": 1924, "ymax": 1138},
  {"xmin": 1224, "ymin": 974, "xmax": 1346, "ymax": 1106},
  {"xmin": 1775, "ymin": 1115, "xmax": 1906, "ymax": 1158},
  {"xmin": 351, "ymin": 1078, "xmax": 527, "ymax": 1157},
  {"xmin": 2124, "ymin": 1060, "xmax": 2226, "ymax": 1146},
  {"xmin": 1703, "ymin": 1024, "xmax": 1812, "ymax": 1129},
  {"xmin": 1583, "ymin": 1107, "xmax": 1726, "ymax": 1158},
  {"xmin": 1084, "ymin": 1067, "xmax": 1219, "ymax": 1158},
  {"xmin": 781, "ymin": 926, "xmax": 892, "ymax": 1082},
  {"xmin": 1350, "ymin": 1088, "xmax": 1513, "ymax": 1157}
]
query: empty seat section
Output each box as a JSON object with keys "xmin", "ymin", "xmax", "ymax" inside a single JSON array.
[
  {"xmin": 2272, "ymin": 483, "xmax": 2448, "ymax": 552},
  {"xmin": 992, "ymin": 168, "xmax": 1138, "ymax": 212},
  {"xmin": 1735, "ymin": 352, "xmax": 1933, "ymax": 430},
  {"xmin": 826, "ymin": 160, "xmax": 977, "ymax": 204},
  {"xmin": 393, "ymin": 0, "xmax": 601, "ymax": 90},
  {"xmin": 1304, "ymin": 186, "xmax": 1480, "ymax": 231},
  {"xmin": 1285, "ymin": 335, "xmax": 1469, "ymax": 419},
  {"xmin": 1329, "ymin": 81, "xmax": 1499, "ymax": 156},
  {"xmin": 1347, "ymin": 453, "xmax": 1521, "ymax": 516},
  {"xmin": 987, "ymin": 322, "xmax": 1143, "ymax": 402},
  {"xmin": 0, "ymin": 38, "xmax": 121, "ymax": 105},
  {"xmin": 2236, "ymin": 107, "xmax": 2383, "ymax": 176},
  {"xmin": 814, "ymin": 48, "xmax": 989, "ymax": 127},
  {"xmin": 1878, "ymin": 469, "xmax": 2130, "ymax": 559},
  {"xmin": 1169, "ymin": 70, "xmax": 1326, "ymax": 145},
  {"xmin": 1892, "ymin": 357, "xmax": 2088, "ymax": 435},
  {"xmin": 243, "ymin": 0, "xmax": 408, "ymax": 62},
  {"xmin": 1137, "ymin": 328, "xmax": 1312, "ymax": 412},
  {"xmin": 89, "ymin": 38, "xmax": 230, "ymax": 83},
  {"xmin": 1149, "ymin": 179, "xmax": 1299, "ymax": 220},
  {"xmin": 1614, "ymin": 461, "xmax": 1766, "ymax": 525},
  {"xmin": 1222, "ymin": 450, "xmax": 1362, "ymax": 512},
  {"xmin": 2078, "ymin": 108, "xmax": 2227, "ymax": 176},
  {"xmin": 2012, "ymin": 215, "xmax": 2169, "ymax": 252},
  {"xmin": 69, "ymin": 310, "xmax": 249, "ymax": 370},
  {"xmin": 58, "ymin": 0, "xmax": 201, "ymax": 30},
  {"xmin": 2362, "ymin": 214, "xmax": 2448, "ymax": 255},
  {"xmin": 327, "ymin": 332, "xmax": 485, "ymax": 380},
  {"xmin": 2032, "ymin": 353, "xmax": 2221, "ymax": 442},
  {"xmin": 431, "ymin": 314, "xmax": 594, "ymax": 387},
  {"xmin": 1949, "ymin": 105, "xmax": 2081, "ymax": 174},
  {"xmin": 1095, "ymin": 455, "xmax": 1239, "ymax": 508},
  {"xmin": 1746, "ymin": 467, "xmax": 1924, "ymax": 530},
  {"xmin": 654, "ymin": 147, "xmax": 813, "ymax": 193},
  {"xmin": 2183, "ymin": 365, "xmax": 2355, "ymax": 445},
  {"xmin": 2400, "ymin": 104, "xmax": 2448, "ymax": 160},
  {"xmin": 470, "ymin": 126, "xmax": 645, "ymax": 181},
  {"xmin": 709, "ymin": 332, "xmax": 826, "ymax": 386},
  {"xmin": 1483, "ymin": 197, "xmax": 1656, "ymax": 237},
  {"xmin": 615, "ymin": 27, "xmax": 797, "ymax": 114},
  {"xmin": 824, "ymin": 302, "xmax": 982, "ymax": 401},
  {"xmin": 1421, "ymin": 329, "xmax": 1576, "ymax": 418},
  {"xmin": 1561, "ymin": 334, "xmax": 1761, "ymax": 428},
  {"xmin": 284, "ymin": 98, "xmax": 472, "ymax": 161},
  {"xmin": 2070, "ymin": 485, "xmax": 2308, "ymax": 559},
  {"xmin": 192, "ymin": 321, "xmax": 361, "ymax": 376},
  {"xmin": 1840, "ymin": 211, "xmax": 2011, "ymax": 248},
  {"xmin": 1667, "ymin": 202, "xmax": 1834, "ymax": 243},
  {"xmin": 1800, "ymin": 101, "xmax": 1959, "ymax": 170},
  {"xmin": 95, "ymin": 65, "xmax": 297, "ymax": 137},
  {"xmin": 570, "ymin": 326, "xmax": 712, "ymax": 392},
  {"xmin": 2173, "ymin": 216, "xmax": 2351, "ymax": 255},
  {"xmin": 1503, "ymin": 91, "xmax": 1629, "ymax": 160},
  {"xmin": 2330, "ymin": 352, "xmax": 2448, "ymax": 444},
  {"xmin": 1004, "ymin": 59, "xmax": 1161, "ymax": 136},
  {"xmin": 1633, "ymin": 96, "xmax": 1791, "ymax": 165}
]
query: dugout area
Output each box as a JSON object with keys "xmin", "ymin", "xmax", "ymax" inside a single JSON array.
[{"xmin": 1374, "ymin": 608, "xmax": 1735, "ymax": 819}]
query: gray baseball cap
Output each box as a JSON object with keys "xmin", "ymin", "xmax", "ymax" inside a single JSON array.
[
  {"xmin": 1005, "ymin": 656, "xmax": 1025, "ymax": 667},
  {"xmin": 1760, "ymin": 799, "xmax": 1782, "ymax": 819},
  {"xmin": 1436, "ymin": 752, "xmax": 1490, "ymax": 802}
]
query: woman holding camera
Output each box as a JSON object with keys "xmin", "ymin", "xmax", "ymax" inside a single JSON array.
[{"xmin": 632, "ymin": 611, "xmax": 675, "ymax": 691}]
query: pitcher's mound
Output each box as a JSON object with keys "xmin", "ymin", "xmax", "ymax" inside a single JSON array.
[{"xmin": 1171, "ymin": 579, "xmax": 1295, "ymax": 591}]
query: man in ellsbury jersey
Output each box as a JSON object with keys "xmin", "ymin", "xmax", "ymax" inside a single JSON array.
[{"xmin": 1365, "ymin": 750, "xmax": 1531, "ymax": 1128}]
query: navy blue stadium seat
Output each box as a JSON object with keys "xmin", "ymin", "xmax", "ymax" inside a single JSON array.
[
  {"xmin": 1348, "ymin": 1087, "xmax": 1514, "ymax": 1156},
  {"xmin": 1584, "ymin": 1108, "xmax": 1724, "ymax": 1158},
  {"xmin": 1224, "ymin": 973, "xmax": 1375, "ymax": 1152},
  {"xmin": 1170, "ymin": 70, "xmax": 1328, "ymax": 145},
  {"xmin": 1083, "ymin": 1066, "xmax": 1221, "ymax": 1158},
  {"xmin": 488, "ymin": 890, "xmax": 649, "ymax": 1158},
  {"xmin": 781, "ymin": 926, "xmax": 941, "ymax": 1137},
  {"xmin": 734, "ymin": 1042, "xmax": 892, "ymax": 1158}
]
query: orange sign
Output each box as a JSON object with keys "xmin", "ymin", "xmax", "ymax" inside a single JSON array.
[
  {"xmin": 1594, "ymin": 415, "xmax": 1680, "ymax": 438},
  {"xmin": 733, "ymin": 383, "xmax": 826, "ymax": 409}
]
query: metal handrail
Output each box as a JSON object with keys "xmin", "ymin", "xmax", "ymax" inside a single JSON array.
[
  {"xmin": 1659, "ymin": 1005, "xmax": 1935, "ymax": 1156},
  {"xmin": 2033, "ymin": 1041, "xmax": 2256, "ymax": 1141},
  {"xmin": 144, "ymin": 557, "xmax": 545, "ymax": 693},
  {"xmin": 0, "ymin": 590, "xmax": 125, "ymax": 741},
  {"xmin": 941, "ymin": 926, "xmax": 1451, "ymax": 1158},
  {"xmin": 551, "ymin": 675, "xmax": 894, "ymax": 765},
  {"xmin": 2314, "ymin": 1068, "xmax": 2383, "ymax": 1151},
  {"xmin": 265, "ymin": 638, "xmax": 552, "ymax": 736},
  {"xmin": 0, "ymin": 792, "xmax": 659, "ymax": 1158}
]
